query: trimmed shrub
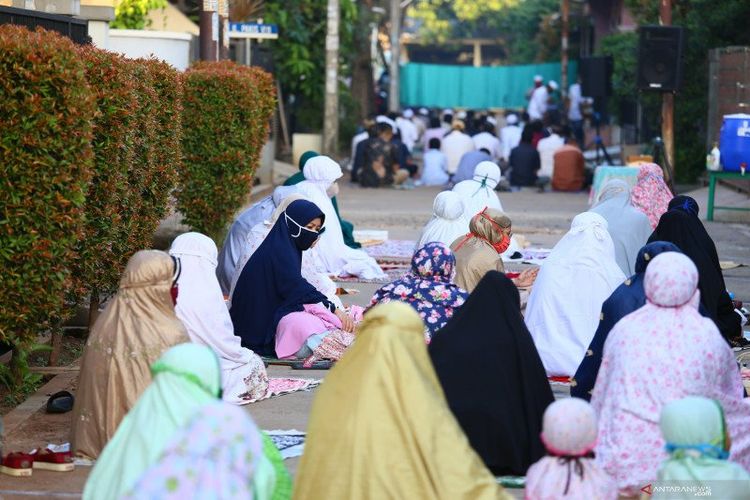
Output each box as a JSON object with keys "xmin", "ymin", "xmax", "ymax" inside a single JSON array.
[
  {"xmin": 0, "ymin": 26, "xmax": 95, "ymax": 346},
  {"xmin": 178, "ymin": 61, "xmax": 276, "ymax": 242},
  {"xmin": 71, "ymin": 47, "xmax": 140, "ymax": 306}
]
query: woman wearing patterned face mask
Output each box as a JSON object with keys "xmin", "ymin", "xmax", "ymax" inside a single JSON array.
[
  {"xmin": 449, "ymin": 207, "xmax": 534, "ymax": 292},
  {"xmin": 230, "ymin": 199, "xmax": 356, "ymax": 361}
]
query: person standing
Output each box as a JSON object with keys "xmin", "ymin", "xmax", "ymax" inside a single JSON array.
[
  {"xmin": 528, "ymin": 79, "xmax": 549, "ymax": 121},
  {"xmin": 500, "ymin": 114, "xmax": 522, "ymax": 164},
  {"xmin": 441, "ymin": 120, "xmax": 475, "ymax": 178},
  {"xmin": 567, "ymin": 77, "xmax": 585, "ymax": 147}
]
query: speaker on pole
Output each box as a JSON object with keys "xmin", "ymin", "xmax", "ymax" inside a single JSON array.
[
  {"xmin": 579, "ymin": 56, "xmax": 613, "ymax": 97},
  {"xmin": 637, "ymin": 25, "xmax": 685, "ymax": 92}
]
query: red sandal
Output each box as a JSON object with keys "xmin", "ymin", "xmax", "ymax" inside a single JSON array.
[
  {"xmin": 30, "ymin": 448, "xmax": 74, "ymax": 472},
  {"xmin": 1, "ymin": 452, "xmax": 34, "ymax": 477}
]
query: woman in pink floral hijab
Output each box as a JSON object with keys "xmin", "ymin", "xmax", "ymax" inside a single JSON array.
[
  {"xmin": 591, "ymin": 252, "xmax": 750, "ymax": 495},
  {"xmin": 630, "ymin": 163, "xmax": 673, "ymax": 228}
]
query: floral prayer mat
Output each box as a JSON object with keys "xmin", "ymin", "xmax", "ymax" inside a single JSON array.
[
  {"xmin": 242, "ymin": 377, "xmax": 321, "ymax": 404},
  {"xmin": 265, "ymin": 430, "xmax": 306, "ymax": 460},
  {"xmin": 363, "ymin": 239, "xmax": 416, "ymax": 262}
]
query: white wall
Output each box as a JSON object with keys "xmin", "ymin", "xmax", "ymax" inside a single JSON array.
[{"xmin": 109, "ymin": 29, "xmax": 191, "ymax": 71}]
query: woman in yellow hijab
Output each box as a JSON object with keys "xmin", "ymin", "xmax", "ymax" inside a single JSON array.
[
  {"xmin": 294, "ymin": 302, "xmax": 509, "ymax": 500},
  {"xmin": 71, "ymin": 250, "xmax": 189, "ymax": 459}
]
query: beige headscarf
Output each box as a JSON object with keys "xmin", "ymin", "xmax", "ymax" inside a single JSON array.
[
  {"xmin": 71, "ymin": 250, "xmax": 188, "ymax": 459},
  {"xmin": 450, "ymin": 208, "xmax": 511, "ymax": 292},
  {"xmin": 294, "ymin": 302, "xmax": 510, "ymax": 500}
]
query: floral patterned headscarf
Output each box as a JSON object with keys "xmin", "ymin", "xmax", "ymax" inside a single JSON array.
[
  {"xmin": 630, "ymin": 163, "xmax": 673, "ymax": 229},
  {"xmin": 368, "ymin": 242, "xmax": 468, "ymax": 342}
]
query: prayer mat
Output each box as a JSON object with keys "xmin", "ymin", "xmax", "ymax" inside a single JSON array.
[
  {"xmin": 333, "ymin": 266, "xmax": 408, "ymax": 284},
  {"xmin": 363, "ymin": 239, "xmax": 416, "ymax": 262},
  {"xmin": 496, "ymin": 476, "xmax": 525, "ymax": 488},
  {"xmin": 503, "ymin": 247, "xmax": 552, "ymax": 266},
  {"xmin": 265, "ymin": 430, "xmax": 305, "ymax": 460},
  {"xmin": 242, "ymin": 377, "xmax": 321, "ymax": 404}
]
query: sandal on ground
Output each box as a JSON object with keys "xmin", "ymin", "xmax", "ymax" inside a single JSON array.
[
  {"xmin": 30, "ymin": 448, "xmax": 74, "ymax": 472},
  {"xmin": 1, "ymin": 452, "xmax": 34, "ymax": 477},
  {"xmin": 46, "ymin": 390, "xmax": 74, "ymax": 414}
]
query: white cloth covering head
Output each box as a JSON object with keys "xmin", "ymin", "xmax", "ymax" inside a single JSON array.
[
  {"xmin": 416, "ymin": 191, "xmax": 468, "ymax": 249},
  {"xmin": 590, "ymin": 179, "xmax": 653, "ymax": 277},
  {"xmin": 419, "ymin": 107, "xmax": 429, "ymax": 116},
  {"xmin": 375, "ymin": 115, "xmax": 397, "ymax": 133},
  {"xmin": 548, "ymin": 80, "xmax": 559, "ymax": 90},
  {"xmin": 534, "ymin": 75, "xmax": 544, "ymax": 83},
  {"xmin": 452, "ymin": 161, "xmax": 504, "ymax": 222},
  {"xmin": 169, "ymin": 232, "xmax": 268, "ymax": 404},
  {"xmin": 294, "ymin": 159, "xmax": 385, "ymax": 280},
  {"xmin": 506, "ymin": 114, "xmax": 518, "ymax": 125},
  {"xmin": 403, "ymin": 108, "xmax": 414, "ymax": 118},
  {"xmin": 590, "ymin": 251, "xmax": 750, "ymax": 493},
  {"xmin": 526, "ymin": 398, "xmax": 618, "ymax": 500},
  {"xmin": 525, "ymin": 212, "xmax": 626, "ymax": 376}
]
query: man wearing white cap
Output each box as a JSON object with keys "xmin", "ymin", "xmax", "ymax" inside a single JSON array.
[
  {"xmin": 500, "ymin": 113, "xmax": 522, "ymax": 163},
  {"xmin": 528, "ymin": 79, "xmax": 558, "ymax": 121},
  {"xmin": 396, "ymin": 109, "xmax": 419, "ymax": 153}
]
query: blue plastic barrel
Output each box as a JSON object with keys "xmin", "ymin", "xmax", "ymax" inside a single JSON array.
[{"xmin": 720, "ymin": 113, "xmax": 750, "ymax": 171}]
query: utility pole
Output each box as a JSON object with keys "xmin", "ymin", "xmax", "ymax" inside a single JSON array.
[
  {"xmin": 388, "ymin": 0, "xmax": 400, "ymax": 112},
  {"xmin": 200, "ymin": 0, "xmax": 218, "ymax": 61},
  {"xmin": 561, "ymin": 0, "xmax": 569, "ymax": 100},
  {"xmin": 218, "ymin": 0, "xmax": 229, "ymax": 60},
  {"xmin": 323, "ymin": 0, "xmax": 340, "ymax": 156},
  {"xmin": 660, "ymin": 0, "xmax": 675, "ymax": 175}
]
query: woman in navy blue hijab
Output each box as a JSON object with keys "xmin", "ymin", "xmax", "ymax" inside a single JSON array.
[
  {"xmin": 230, "ymin": 199, "xmax": 352, "ymax": 356},
  {"xmin": 571, "ymin": 241, "xmax": 681, "ymax": 400}
]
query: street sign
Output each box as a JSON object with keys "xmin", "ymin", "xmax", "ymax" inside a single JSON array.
[{"xmin": 228, "ymin": 22, "xmax": 278, "ymax": 39}]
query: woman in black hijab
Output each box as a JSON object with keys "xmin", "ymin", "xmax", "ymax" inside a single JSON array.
[
  {"xmin": 429, "ymin": 271, "xmax": 553, "ymax": 476},
  {"xmin": 648, "ymin": 195, "xmax": 741, "ymax": 342}
]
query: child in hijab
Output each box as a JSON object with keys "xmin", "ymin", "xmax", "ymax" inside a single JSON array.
[
  {"xmin": 369, "ymin": 242, "xmax": 468, "ymax": 342},
  {"xmin": 452, "ymin": 161, "xmax": 504, "ymax": 220},
  {"xmin": 526, "ymin": 398, "xmax": 617, "ymax": 500},
  {"xmin": 416, "ymin": 191, "xmax": 468, "ymax": 250},
  {"xmin": 655, "ymin": 396, "xmax": 750, "ymax": 499}
]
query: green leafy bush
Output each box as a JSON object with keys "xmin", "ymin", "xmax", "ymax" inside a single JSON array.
[
  {"xmin": 178, "ymin": 61, "xmax": 275, "ymax": 242},
  {"xmin": 111, "ymin": 0, "xmax": 167, "ymax": 30},
  {"xmin": 71, "ymin": 47, "xmax": 140, "ymax": 304},
  {"xmin": 0, "ymin": 26, "xmax": 95, "ymax": 347}
]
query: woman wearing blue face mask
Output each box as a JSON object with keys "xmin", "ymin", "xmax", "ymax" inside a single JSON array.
[{"xmin": 230, "ymin": 199, "xmax": 355, "ymax": 358}]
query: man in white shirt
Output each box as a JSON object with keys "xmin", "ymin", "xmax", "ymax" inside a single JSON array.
[
  {"xmin": 528, "ymin": 80, "xmax": 558, "ymax": 121},
  {"xmin": 567, "ymin": 78, "xmax": 585, "ymax": 147},
  {"xmin": 500, "ymin": 114, "xmax": 522, "ymax": 163},
  {"xmin": 396, "ymin": 109, "xmax": 419, "ymax": 153},
  {"xmin": 536, "ymin": 125, "xmax": 565, "ymax": 178},
  {"xmin": 350, "ymin": 118, "xmax": 373, "ymax": 168},
  {"xmin": 472, "ymin": 121, "xmax": 502, "ymax": 160},
  {"xmin": 441, "ymin": 120, "xmax": 475, "ymax": 177}
]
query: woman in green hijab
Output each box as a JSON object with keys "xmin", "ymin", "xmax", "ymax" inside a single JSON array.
[
  {"xmin": 284, "ymin": 150, "xmax": 361, "ymax": 249},
  {"xmin": 656, "ymin": 396, "xmax": 750, "ymax": 499},
  {"xmin": 83, "ymin": 343, "xmax": 291, "ymax": 500}
]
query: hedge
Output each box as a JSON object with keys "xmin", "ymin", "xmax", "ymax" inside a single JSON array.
[
  {"xmin": 70, "ymin": 47, "xmax": 140, "ymax": 307},
  {"xmin": 178, "ymin": 61, "xmax": 276, "ymax": 242},
  {"xmin": 0, "ymin": 26, "xmax": 96, "ymax": 347}
]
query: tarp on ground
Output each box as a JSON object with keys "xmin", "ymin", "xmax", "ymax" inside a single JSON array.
[{"xmin": 400, "ymin": 61, "xmax": 578, "ymax": 110}]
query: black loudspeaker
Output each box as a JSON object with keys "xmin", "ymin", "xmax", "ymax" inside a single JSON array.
[
  {"xmin": 579, "ymin": 56, "xmax": 613, "ymax": 97},
  {"xmin": 637, "ymin": 25, "xmax": 685, "ymax": 92}
]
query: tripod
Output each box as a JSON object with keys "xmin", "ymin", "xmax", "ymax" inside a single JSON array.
[
  {"xmin": 651, "ymin": 136, "xmax": 676, "ymax": 194},
  {"xmin": 590, "ymin": 111, "xmax": 613, "ymax": 166}
]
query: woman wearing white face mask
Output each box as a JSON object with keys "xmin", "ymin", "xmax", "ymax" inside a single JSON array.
[{"xmin": 230, "ymin": 200, "xmax": 356, "ymax": 361}]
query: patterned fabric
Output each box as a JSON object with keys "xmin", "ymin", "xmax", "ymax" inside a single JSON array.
[
  {"xmin": 526, "ymin": 399, "xmax": 617, "ymax": 500},
  {"xmin": 630, "ymin": 163, "xmax": 672, "ymax": 229},
  {"xmin": 369, "ymin": 242, "xmax": 468, "ymax": 341},
  {"xmin": 124, "ymin": 402, "xmax": 279, "ymax": 500},
  {"xmin": 591, "ymin": 252, "xmax": 750, "ymax": 495}
]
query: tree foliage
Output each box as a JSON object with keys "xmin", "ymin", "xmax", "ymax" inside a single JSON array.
[
  {"xmin": 111, "ymin": 0, "xmax": 167, "ymax": 29},
  {"xmin": 605, "ymin": 0, "xmax": 750, "ymax": 182}
]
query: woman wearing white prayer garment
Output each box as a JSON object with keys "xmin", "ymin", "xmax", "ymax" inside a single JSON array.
[
  {"xmin": 416, "ymin": 191, "xmax": 468, "ymax": 250},
  {"xmin": 291, "ymin": 156, "xmax": 386, "ymax": 280},
  {"xmin": 452, "ymin": 161, "xmax": 504, "ymax": 220},
  {"xmin": 216, "ymin": 185, "xmax": 296, "ymax": 294},
  {"xmin": 228, "ymin": 193, "xmax": 343, "ymax": 310},
  {"xmin": 589, "ymin": 179, "xmax": 653, "ymax": 277},
  {"xmin": 169, "ymin": 233, "xmax": 269, "ymax": 403},
  {"xmin": 525, "ymin": 212, "xmax": 626, "ymax": 376}
]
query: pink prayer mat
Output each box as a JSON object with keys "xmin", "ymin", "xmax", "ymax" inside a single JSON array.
[
  {"xmin": 334, "ymin": 266, "xmax": 408, "ymax": 284},
  {"xmin": 242, "ymin": 377, "xmax": 321, "ymax": 403},
  {"xmin": 364, "ymin": 240, "xmax": 416, "ymax": 261}
]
